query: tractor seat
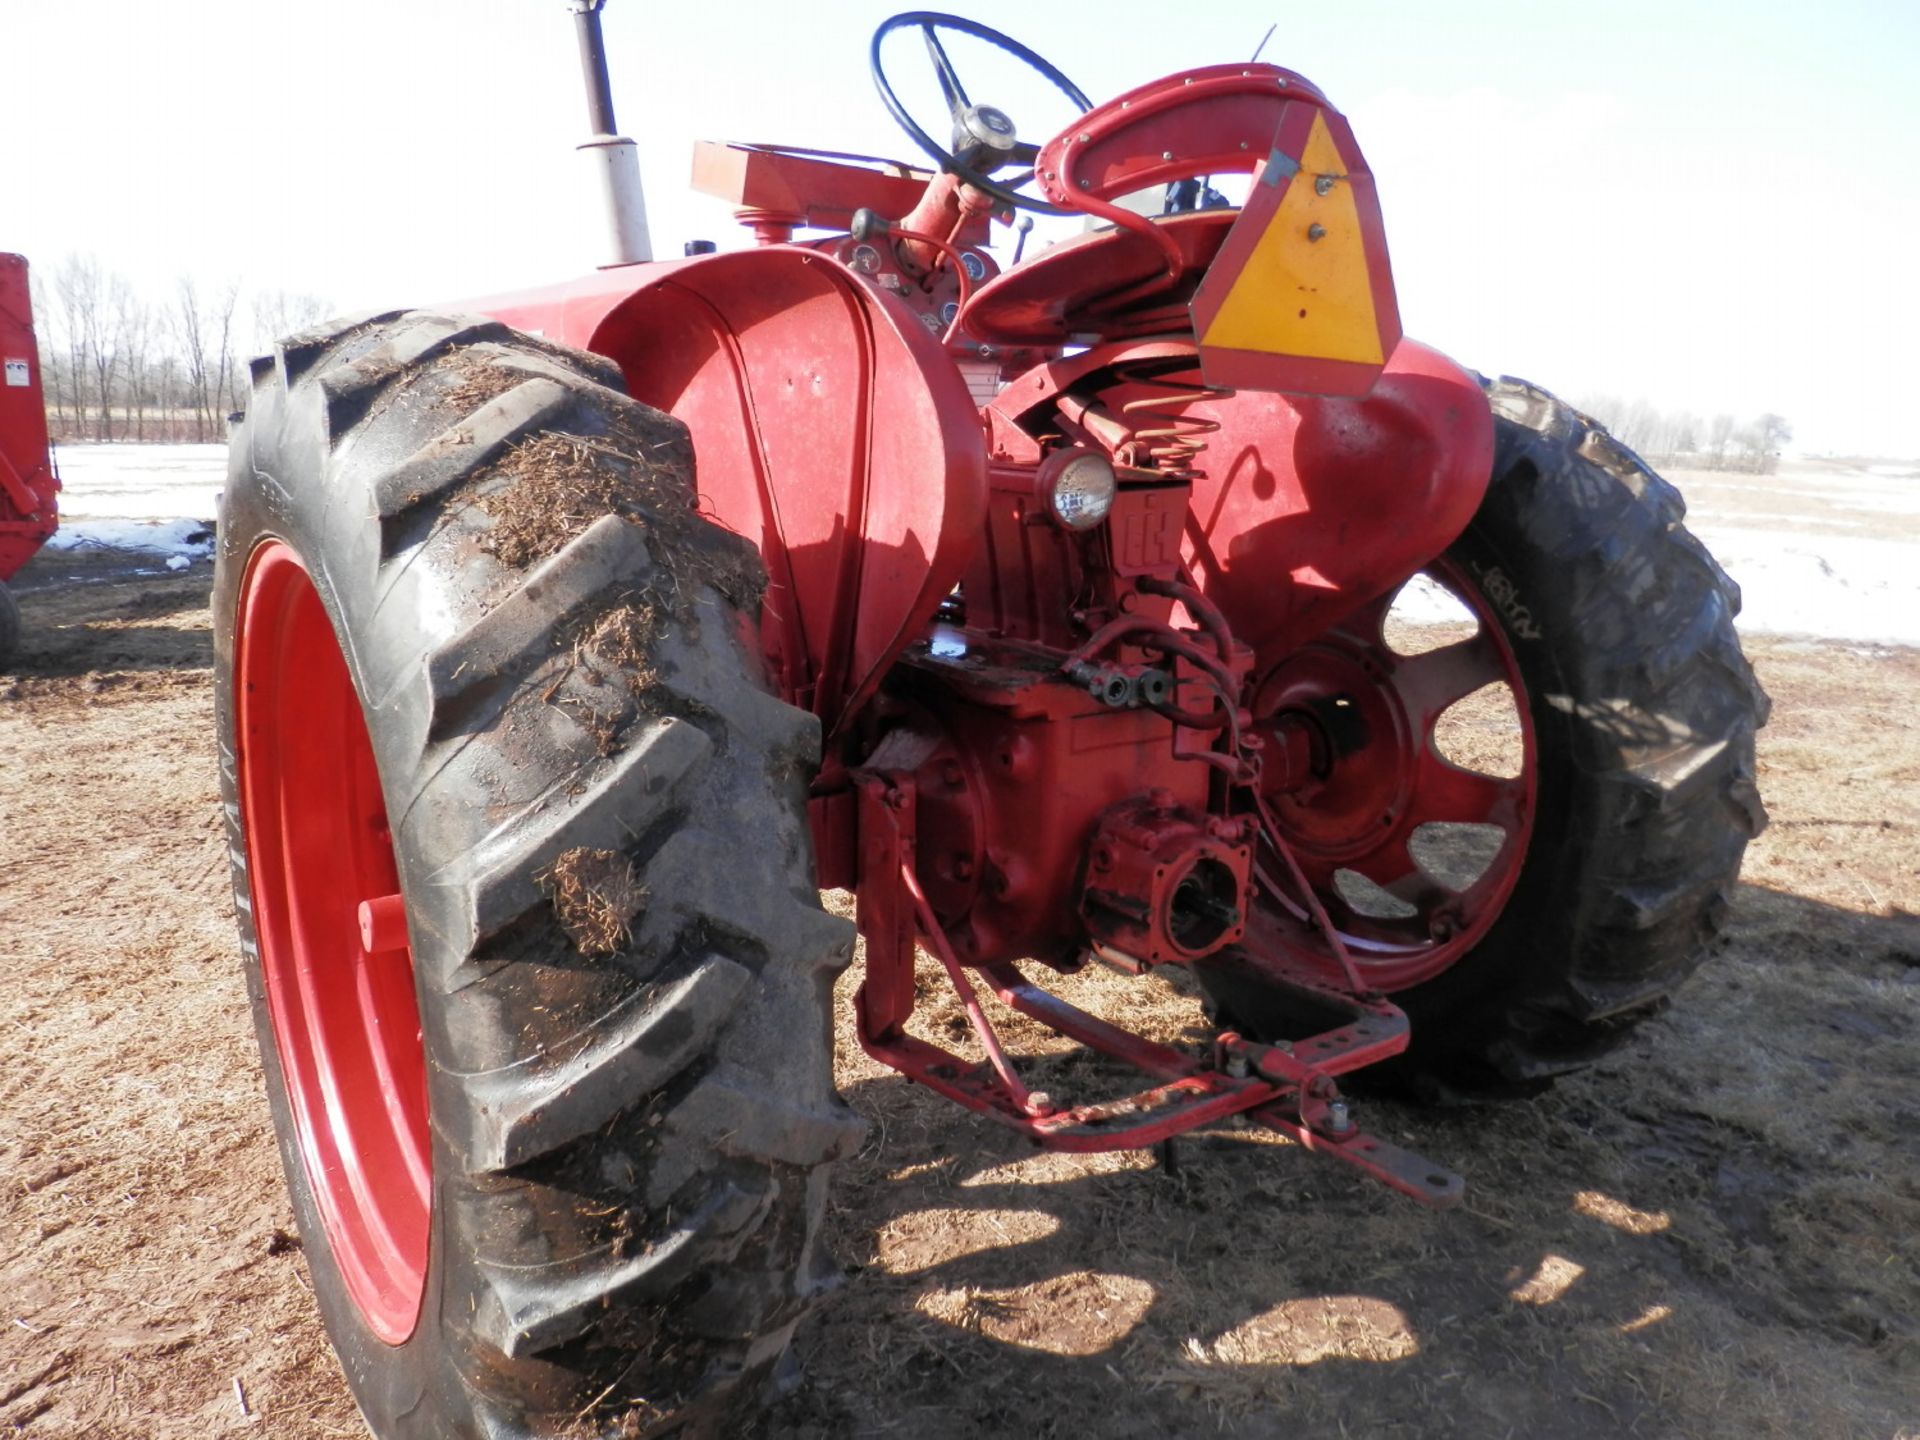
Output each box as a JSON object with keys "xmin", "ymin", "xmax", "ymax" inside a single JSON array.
[{"xmin": 963, "ymin": 209, "xmax": 1237, "ymax": 346}]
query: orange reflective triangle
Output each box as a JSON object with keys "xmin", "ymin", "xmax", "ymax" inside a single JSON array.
[{"xmin": 1200, "ymin": 113, "xmax": 1384, "ymax": 366}]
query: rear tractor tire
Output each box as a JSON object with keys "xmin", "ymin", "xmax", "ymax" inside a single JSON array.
[
  {"xmin": 1202, "ymin": 378, "xmax": 1770, "ymax": 1099},
  {"xmin": 213, "ymin": 311, "xmax": 861, "ymax": 1437}
]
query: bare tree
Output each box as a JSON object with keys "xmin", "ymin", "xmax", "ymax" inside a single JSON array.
[
  {"xmin": 33, "ymin": 255, "xmax": 332, "ymax": 440},
  {"xmin": 1571, "ymin": 396, "xmax": 1789, "ymax": 473},
  {"xmin": 26, "ymin": 267, "xmax": 62, "ymax": 435},
  {"xmin": 209, "ymin": 281, "xmax": 242, "ymax": 421},
  {"xmin": 174, "ymin": 276, "xmax": 213, "ymax": 442},
  {"xmin": 122, "ymin": 294, "xmax": 155, "ymax": 440},
  {"xmin": 169, "ymin": 276, "xmax": 245, "ymax": 441},
  {"xmin": 1757, "ymin": 413, "xmax": 1792, "ymax": 464},
  {"xmin": 1707, "ymin": 414, "xmax": 1736, "ymax": 471},
  {"xmin": 1670, "ymin": 411, "xmax": 1699, "ymax": 457},
  {"xmin": 71, "ymin": 264, "xmax": 133, "ymax": 441},
  {"xmin": 250, "ymin": 289, "xmax": 333, "ymax": 349},
  {"xmin": 51, "ymin": 255, "xmax": 98, "ymax": 439}
]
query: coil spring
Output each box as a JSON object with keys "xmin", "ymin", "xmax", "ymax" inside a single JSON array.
[{"xmin": 1118, "ymin": 377, "xmax": 1235, "ymax": 481}]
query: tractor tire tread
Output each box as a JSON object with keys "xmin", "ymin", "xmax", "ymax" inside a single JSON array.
[
  {"xmin": 214, "ymin": 309, "xmax": 856, "ymax": 1438},
  {"xmin": 1458, "ymin": 377, "xmax": 1768, "ymax": 1088}
]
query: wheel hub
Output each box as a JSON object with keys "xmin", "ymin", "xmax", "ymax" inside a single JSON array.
[
  {"xmin": 1258, "ymin": 648, "xmax": 1416, "ymax": 857},
  {"xmin": 1249, "ymin": 565, "xmax": 1537, "ymax": 991}
]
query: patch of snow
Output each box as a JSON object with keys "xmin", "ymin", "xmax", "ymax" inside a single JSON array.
[
  {"xmin": 1688, "ymin": 525, "xmax": 1920, "ymax": 647},
  {"xmin": 1385, "ymin": 527, "xmax": 1920, "ymax": 649},
  {"xmin": 1695, "ymin": 511, "xmax": 1871, "ymax": 530},
  {"xmin": 1389, "ymin": 573, "xmax": 1476, "ymax": 627},
  {"xmin": 51, "ymin": 442, "xmax": 226, "ymax": 521},
  {"xmin": 1747, "ymin": 485, "xmax": 1920, "ymax": 516},
  {"xmin": 37, "ymin": 444, "xmax": 1920, "ymax": 648},
  {"xmin": 45, "ymin": 516, "xmax": 216, "ymax": 560},
  {"xmin": 44, "ymin": 443, "xmax": 225, "ymax": 561}
]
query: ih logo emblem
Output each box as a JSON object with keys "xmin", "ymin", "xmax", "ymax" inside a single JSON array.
[{"xmin": 1116, "ymin": 489, "xmax": 1182, "ymax": 575}]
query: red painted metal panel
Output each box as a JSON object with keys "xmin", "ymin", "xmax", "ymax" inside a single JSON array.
[
  {"xmin": 469, "ymin": 249, "xmax": 988, "ymax": 737},
  {"xmin": 1034, "ymin": 63, "xmax": 1331, "ymax": 214},
  {"xmin": 988, "ymin": 337, "xmax": 1493, "ymax": 666},
  {"xmin": 0, "ymin": 253, "xmax": 59, "ymax": 581},
  {"xmin": 962, "ymin": 210, "xmax": 1236, "ymax": 345},
  {"xmin": 1175, "ymin": 339, "xmax": 1492, "ymax": 662},
  {"xmin": 689, "ymin": 141, "xmax": 931, "ymax": 234}
]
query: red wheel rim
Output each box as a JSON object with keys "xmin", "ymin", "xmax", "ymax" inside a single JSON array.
[
  {"xmin": 235, "ymin": 541, "xmax": 431, "ymax": 1344},
  {"xmin": 1253, "ymin": 559, "xmax": 1537, "ymax": 991}
]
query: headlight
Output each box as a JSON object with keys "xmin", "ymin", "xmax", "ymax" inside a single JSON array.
[{"xmin": 1040, "ymin": 449, "xmax": 1117, "ymax": 531}]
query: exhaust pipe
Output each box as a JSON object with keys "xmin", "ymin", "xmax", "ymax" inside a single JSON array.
[{"xmin": 569, "ymin": 0, "xmax": 652, "ymax": 265}]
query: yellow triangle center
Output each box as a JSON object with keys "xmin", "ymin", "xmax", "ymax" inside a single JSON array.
[{"xmin": 1201, "ymin": 113, "xmax": 1384, "ymax": 365}]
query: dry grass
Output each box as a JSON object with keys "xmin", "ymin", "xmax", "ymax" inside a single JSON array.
[
  {"xmin": 438, "ymin": 352, "xmax": 524, "ymax": 414},
  {"xmin": 1, "ymin": 553, "xmax": 1914, "ymax": 1439},
  {"xmin": 476, "ymin": 432, "xmax": 662, "ymax": 569},
  {"xmin": 540, "ymin": 846, "xmax": 648, "ymax": 956},
  {"xmin": 778, "ymin": 643, "xmax": 1920, "ymax": 1439},
  {"xmin": 466, "ymin": 404, "xmax": 762, "ymax": 626},
  {"xmin": 573, "ymin": 601, "xmax": 660, "ymax": 696}
]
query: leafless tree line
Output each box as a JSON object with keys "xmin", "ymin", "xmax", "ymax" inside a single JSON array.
[
  {"xmin": 30, "ymin": 255, "xmax": 332, "ymax": 443},
  {"xmin": 1576, "ymin": 394, "xmax": 1793, "ymax": 475}
]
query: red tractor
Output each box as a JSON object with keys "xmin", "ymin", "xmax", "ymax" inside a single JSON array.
[
  {"xmin": 0, "ymin": 252, "xmax": 59, "ymax": 666},
  {"xmin": 212, "ymin": 10, "xmax": 1766, "ymax": 1436}
]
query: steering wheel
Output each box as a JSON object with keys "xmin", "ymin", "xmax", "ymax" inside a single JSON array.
[{"xmin": 870, "ymin": 12, "xmax": 1091, "ymax": 216}]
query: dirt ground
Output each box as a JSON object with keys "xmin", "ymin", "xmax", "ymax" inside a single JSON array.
[{"xmin": 2, "ymin": 550, "xmax": 1916, "ymax": 1439}]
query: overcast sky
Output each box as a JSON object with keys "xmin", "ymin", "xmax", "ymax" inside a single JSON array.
[{"xmin": 5, "ymin": 0, "xmax": 1916, "ymax": 455}]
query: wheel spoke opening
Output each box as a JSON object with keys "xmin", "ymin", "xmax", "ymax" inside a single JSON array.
[
  {"xmin": 1432, "ymin": 680, "xmax": 1526, "ymax": 779},
  {"xmin": 1333, "ymin": 866, "xmax": 1420, "ymax": 921},
  {"xmin": 1408, "ymin": 821, "xmax": 1509, "ymax": 892},
  {"xmin": 1382, "ymin": 572, "xmax": 1478, "ymax": 656}
]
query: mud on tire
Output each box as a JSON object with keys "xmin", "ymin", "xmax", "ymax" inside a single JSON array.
[
  {"xmin": 1203, "ymin": 378, "xmax": 1770, "ymax": 1099},
  {"xmin": 212, "ymin": 311, "xmax": 862, "ymax": 1437}
]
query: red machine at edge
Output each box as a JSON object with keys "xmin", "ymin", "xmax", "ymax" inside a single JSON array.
[{"xmin": 0, "ymin": 253, "xmax": 60, "ymax": 663}]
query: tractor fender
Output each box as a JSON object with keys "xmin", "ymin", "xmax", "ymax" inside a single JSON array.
[
  {"xmin": 1187, "ymin": 338, "xmax": 1496, "ymax": 663},
  {"xmin": 468, "ymin": 249, "xmax": 989, "ymax": 738},
  {"xmin": 991, "ymin": 336, "xmax": 1494, "ymax": 666}
]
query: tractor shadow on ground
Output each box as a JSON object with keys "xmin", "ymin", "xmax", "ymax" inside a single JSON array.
[
  {"xmin": 4, "ymin": 556, "xmax": 214, "ymax": 682},
  {"xmin": 774, "ymin": 883, "xmax": 1919, "ymax": 1439}
]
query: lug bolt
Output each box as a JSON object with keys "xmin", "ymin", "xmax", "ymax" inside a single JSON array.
[
  {"xmin": 1307, "ymin": 223, "xmax": 1327, "ymax": 242},
  {"xmin": 357, "ymin": 893, "xmax": 409, "ymax": 955}
]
